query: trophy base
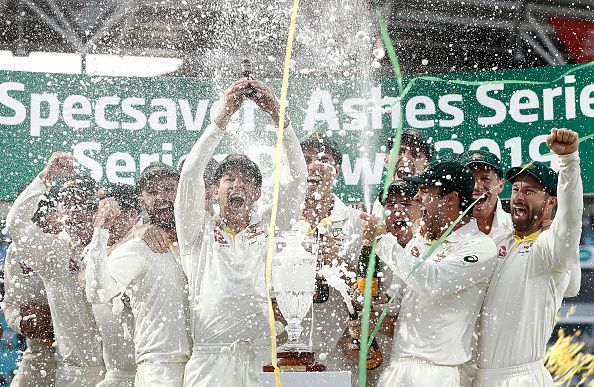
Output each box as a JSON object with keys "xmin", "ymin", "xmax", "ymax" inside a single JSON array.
[{"xmin": 262, "ymin": 351, "xmax": 326, "ymax": 372}]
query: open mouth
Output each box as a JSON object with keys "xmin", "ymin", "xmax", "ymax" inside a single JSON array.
[
  {"xmin": 307, "ymin": 176, "xmax": 322, "ymax": 186},
  {"xmin": 473, "ymin": 193, "xmax": 489, "ymax": 208},
  {"xmin": 392, "ymin": 220, "xmax": 408, "ymax": 229},
  {"xmin": 229, "ymin": 195, "xmax": 246, "ymax": 207},
  {"xmin": 422, "ymin": 209, "xmax": 429, "ymax": 221},
  {"xmin": 512, "ymin": 206, "xmax": 528, "ymax": 218}
]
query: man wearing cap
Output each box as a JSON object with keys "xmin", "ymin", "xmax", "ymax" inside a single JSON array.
[
  {"xmin": 343, "ymin": 180, "xmax": 423, "ymax": 386},
  {"xmin": 3, "ymin": 190, "xmax": 61, "ymax": 386},
  {"xmin": 108, "ymin": 163, "xmax": 191, "ymax": 387},
  {"xmin": 6, "ymin": 152, "xmax": 106, "ymax": 386},
  {"xmin": 82, "ymin": 183, "xmax": 140, "ymax": 387},
  {"xmin": 175, "ymin": 78, "xmax": 306, "ymax": 386},
  {"xmin": 360, "ymin": 160, "xmax": 497, "ymax": 386},
  {"xmin": 458, "ymin": 150, "xmax": 511, "ymax": 239},
  {"xmin": 298, "ymin": 133, "xmax": 364, "ymax": 377},
  {"xmin": 473, "ymin": 128, "xmax": 583, "ymax": 387},
  {"xmin": 372, "ymin": 129, "xmax": 433, "ymax": 217}
]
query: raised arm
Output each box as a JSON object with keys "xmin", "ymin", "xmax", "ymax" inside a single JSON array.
[
  {"xmin": 6, "ymin": 152, "xmax": 76, "ymax": 267},
  {"xmin": 83, "ymin": 197, "xmax": 123, "ymax": 304},
  {"xmin": 248, "ymin": 80, "xmax": 307, "ymax": 232},
  {"xmin": 175, "ymin": 80, "xmax": 247, "ymax": 257},
  {"xmin": 537, "ymin": 129, "xmax": 583, "ymax": 272}
]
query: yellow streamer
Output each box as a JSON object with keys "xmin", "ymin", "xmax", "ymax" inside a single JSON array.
[{"xmin": 265, "ymin": 1, "xmax": 300, "ymax": 386}]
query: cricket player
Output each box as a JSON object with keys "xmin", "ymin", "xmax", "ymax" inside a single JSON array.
[
  {"xmin": 108, "ymin": 163, "xmax": 191, "ymax": 387},
  {"xmin": 298, "ymin": 133, "xmax": 364, "ymax": 375},
  {"xmin": 176, "ymin": 78, "xmax": 307, "ymax": 386},
  {"xmin": 3, "ymin": 191, "xmax": 59, "ymax": 386},
  {"xmin": 5, "ymin": 152, "xmax": 106, "ymax": 386},
  {"xmin": 371, "ymin": 129, "xmax": 433, "ymax": 217},
  {"xmin": 82, "ymin": 184, "xmax": 139, "ymax": 387},
  {"xmin": 361, "ymin": 160, "xmax": 498, "ymax": 386},
  {"xmin": 343, "ymin": 180, "xmax": 423, "ymax": 386},
  {"xmin": 474, "ymin": 128, "xmax": 583, "ymax": 386}
]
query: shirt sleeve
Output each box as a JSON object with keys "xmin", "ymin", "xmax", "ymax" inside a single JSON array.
[
  {"xmin": 107, "ymin": 239, "xmax": 149, "ymax": 292},
  {"xmin": 563, "ymin": 264, "xmax": 581, "ymax": 298},
  {"xmin": 83, "ymin": 228, "xmax": 120, "ymax": 304},
  {"xmin": 3, "ymin": 246, "xmax": 24, "ymax": 334},
  {"xmin": 175, "ymin": 123, "xmax": 224, "ymax": 263},
  {"xmin": 534, "ymin": 151, "xmax": 583, "ymax": 273},
  {"xmin": 2, "ymin": 245, "xmax": 50, "ymax": 335},
  {"xmin": 261, "ymin": 123, "xmax": 308, "ymax": 233},
  {"xmin": 377, "ymin": 233, "xmax": 498, "ymax": 297}
]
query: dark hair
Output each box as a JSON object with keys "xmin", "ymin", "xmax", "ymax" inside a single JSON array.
[
  {"xmin": 300, "ymin": 133, "xmax": 343, "ymax": 165},
  {"xmin": 136, "ymin": 162, "xmax": 180, "ymax": 193},
  {"xmin": 103, "ymin": 183, "xmax": 139, "ymax": 213},
  {"xmin": 387, "ymin": 129, "xmax": 433, "ymax": 161},
  {"xmin": 437, "ymin": 185, "xmax": 472, "ymax": 212},
  {"xmin": 215, "ymin": 154, "xmax": 262, "ymax": 187}
]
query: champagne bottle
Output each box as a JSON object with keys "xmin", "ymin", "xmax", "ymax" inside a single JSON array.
[
  {"xmin": 240, "ymin": 59, "xmax": 257, "ymax": 98},
  {"xmin": 351, "ymin": 245, "xmax": 383, "ymax": 370}
]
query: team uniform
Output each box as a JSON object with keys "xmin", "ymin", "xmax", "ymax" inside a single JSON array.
[
  {"xmin": 375, "ymin": 219, "xmax": 498, "ymax": 386},
  {"xmin": 3, "ymin": 244, "xmax": 57, "ymax": 386},
  {"xmin": 175, "ymin": 122, "xmax": 307, "ymax": 386},
  {"xmin": 301, "ymin": 194, "xmax": 363, "ymax": 376},
  {"xmin": 108, "ymin": 238, "xmax": 191, "ymax": 387},
  {"xmin": 474, "ymin": 151, "xmax": 583, "ymax": 386},
  {"xmin": 83, "ymin": 228, "xmax": 137, "ymax": 386},
  {"xmin": 6, "ymin": 176, "xmax": 106, "ymax": 386}
]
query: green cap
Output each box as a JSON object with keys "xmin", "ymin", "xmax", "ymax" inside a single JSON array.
[
  {"xmin": 506, "ymin": 161, "xmax": 558, "ymax": 196},
  {"xmin": 459, "ymin": 149, "xmax": 503, "ymax": 177},
  {"xmin": 405, "ymin": 160, "xmax": 475, "ymax": 206},
  {"xmin": 379, "ymin": 180, "xmax": 419, "ymax": 206}
]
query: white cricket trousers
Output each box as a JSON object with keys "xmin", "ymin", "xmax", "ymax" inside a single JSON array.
[
  {"xmin": 378, "ymin": 357, "xmax": 461, "ymax": 387},
  {"xmin": 473, "ymin": 361, "xmax": 553, "ymax": 387},
  {"xmin": 134, "ymin": 362, "xmax": 185, "ymax": 387},
  {"xmin": 54, "ymin": 364, "xmax": 105, "ymax": 387}
]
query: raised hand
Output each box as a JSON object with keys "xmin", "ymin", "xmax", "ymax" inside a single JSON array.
[
  {"xmin": 248, "ymin": 79, "xmax": 290, "ymax": 128},
  {"xmin": 214, "ymin": 79, "xmax": 249, "ymax": 130},
  {"xmin": 39, "ymin": 152, "xmax": 77, "ymax": 186},
  {"xmin": 94, "ymin": 197, "xmax": 122, "ymax": 230},
  {"xmin": 546, "ymin": 128, "xmax": 579, "ymax": 155},
  {"xmin": 359, "ymin": 213, "xmax": 386, "ymax": 246}
]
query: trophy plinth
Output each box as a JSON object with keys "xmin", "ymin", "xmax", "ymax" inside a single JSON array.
[
  {"xmin": 263, "ymin": 232, "xmax": 325, "ymax": 373},
  {"xmin": 263, "ymin": 351, "xmax": 326, "ymax": 372}
]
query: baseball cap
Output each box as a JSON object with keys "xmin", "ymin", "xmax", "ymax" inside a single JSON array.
[
  {"xmin": 405, "ymin": 160, "xmax": 475, "ymax": 204},
  {"xmin": 215, "ymin": 154, "xmax": 262, "ymax": 187},
  {"xmin": 506, "ymin": 161, "xmax": 558, "ymax": 196},
  {"xmin": 300, "ymin": 133, "xmax": 343, "ymax": 165},
  {"xmin": 387, "ymin": 128, "xmax": 434, "ymax": 160},
  {"xmin": 379, "ymin": 180, "xmax": 419, "ymax": 206},
  {"xmin": 136, "ymin": 162, "xmax": 180, "ymax": 192},
  {"xmin": 459, "ymin": 150, "xmax": 503, "ymax": 177}
]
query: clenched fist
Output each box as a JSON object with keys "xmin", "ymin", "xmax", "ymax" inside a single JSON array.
[{"xmin": 546, "ymin": 128, "xmax": 579, "ymax": 156}]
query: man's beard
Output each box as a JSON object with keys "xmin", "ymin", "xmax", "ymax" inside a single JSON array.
[{"xmin": 147, "ymin": 207, "xmax": 175, "ymax": 230}]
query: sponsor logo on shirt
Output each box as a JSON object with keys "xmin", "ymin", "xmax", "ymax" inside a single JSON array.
[
  {"xmin": 463, "ymin": 255, "xmax": 479, "ymax": 263},
  {"xmin": 433, "ymin": 251, "xmax": 447, "ymax": 262},
  {"xmin": 411, "ymin": 246, "xmax": 421, "ymax": 258},
  {"xmin": 19, "ymin": 260, "xmax": 33, "ymax": 276},
  {"xmin": 68, "ymin": 257, "xmax": 81, "ymax": 273},
  {"xmin": 518, "ymin": 243, "xmax": 533, "ymax": 255},
  {"xmin": 498, "ymin": 246, "xmax": 507, "ymax": 258},
  {"xmin": 213, "ymin": 229, "xmax": 229, "ymax": 246}
]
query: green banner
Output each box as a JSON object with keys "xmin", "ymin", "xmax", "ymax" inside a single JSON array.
[{"xmin": 1, "ymin": 64, "xmax": 592, "ymax": 204}]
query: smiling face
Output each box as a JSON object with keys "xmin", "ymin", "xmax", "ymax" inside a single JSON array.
[
  {"xmin": 510, "ymin": 173, "xmax": 557, "ymax": 235},
  {"xmin": 384, "ymin": 190, "xmax": 423, "ymax": 240},
  {"xmin": 469, "ymin": 164, "xmax": 504, "ymax": 220},
  {"xmin": 415, "ymin": 184, "xmax": 454, "ymax": 240},
  {"xmin": 303, "ymin": 147, "xmax": 339, "ymax": 201},
  {"xmin": 139, "ymin": 175, "xmax": 179, "ymax": 230},
  {"xmin": 217, "ymin": 169, "xmax": 261, "ymax": 217},
  {"xmin": 386, "ymin": 142, "xmax": 429, "ymax": 180}
]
